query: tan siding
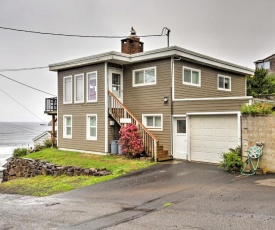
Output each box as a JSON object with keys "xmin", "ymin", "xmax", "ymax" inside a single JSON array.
[
  {"xmin": 174, "ymin": 60, "xmax": 246, "ymax": 99},
  {"xmin": 173, "ymin": 99, "xmax": 249, "ymax": 114},
  {"xmin": 57, "ymin": 63, "xmax": 106, "ymax": 153},
  {"xmin": 123, "ymin": 58, "xmax": 172, "ymax": 154}
]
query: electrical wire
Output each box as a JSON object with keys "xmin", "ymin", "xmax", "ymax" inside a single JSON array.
[
  {"xmin": 0, "ymin": 26, "xmax": 167, "ymax": 38},
  {"xmin": 0, "ymin": 66, "xmax": 48, "ymax": 72},
  {"xmin": 0, "ymin": 73, "xmax": 56, "ymax": 96},
  {"xmin": 0, "ymin": 88, "xmax": 46, "ymax": 122}
]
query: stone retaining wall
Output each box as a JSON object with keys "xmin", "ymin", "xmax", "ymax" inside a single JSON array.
[
  {"xmin": 242, "ymin": 115, "xmax": 275, "ymax": 173},
  {"xmin": 2, "ymin": 158, "xmax": 111, "ymax": 182}
]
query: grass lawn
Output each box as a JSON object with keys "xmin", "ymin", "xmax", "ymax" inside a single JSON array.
[{"xmin": 0, "ymin": 148, "xmax": 156, "ymax": 197}]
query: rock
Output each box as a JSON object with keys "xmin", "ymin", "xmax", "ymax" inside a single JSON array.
[
  {"xmin": 8, "ymin": 168, "xmax": 16, "ymax": 176},
  {"xmin": 97, "ymin": 171, "xmax": 112, "ymax": 176}
]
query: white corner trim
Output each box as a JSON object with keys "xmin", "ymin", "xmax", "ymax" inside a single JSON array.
[
  {"xmin": 173, "ymin": 96, "xmax": 252, "ymax": 101},
  {"xmin": 104, "ymin": 62, "xmax": 108, "ymax": 153}
]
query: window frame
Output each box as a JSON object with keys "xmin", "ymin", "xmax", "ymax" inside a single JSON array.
[
  {"xmin": 86, "ymin": 114, "xmax": 97, "ymax": 140},
  {"xmin": 132, "ymin": 66, "xmax": 157, "ymax": 87},
  {"xmin": 217, "ymin": 74, "xmax": 231, "ymax": 91},
  {"xmin": 142, "ymin": 114, "xmax": 163, "ymax": 131},
  {"xmin": 182, "ymin": 66, "xmax": 201, "ymax": 87},
  {"xmin": 86, "ymin": 71, "xmax": 98, "ymax": 103},
  {"xmin": 63, "ymin": 76, "xmax": 72, "ymax": 104},
  {"xmin": 63, "ymin": 115, "xmax": 72, "ymax": 139},
  {"xmin": 74, "ymin": 73, "xmax": 84, "ymax": 103}
]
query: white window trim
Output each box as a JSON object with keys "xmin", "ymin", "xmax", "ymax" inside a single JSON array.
[
  {"xmin": 74, "ymin": 73, "xmax": 84, "ymax": 103},
  {"xmin": 218, "ymin": 74, "xmax": 231, "ymax": 91},
  {"xmin": 63, "ymin": 115, "xmax": 72, "ymax": 139},
  {"xmin": 63, "ymin": 76, "xmax": 72, "ymax": 104},
  {"xmin": 142, "ymin": 114, "xmax": 163, "ymax": 131},
  {"xmin": 86, "ymin": 114, "xmax": 97, "ymax": 140},
  {"xmin": 86, "ymin": 71, "xmax": 98, "ymax": 103},
  {"xmin": 182, "ymin": 66, "xmax": 201, "ymax": 87},
  {"xmin": 132, "ymin": 66, "xmax": 157, "ymax": 87}
]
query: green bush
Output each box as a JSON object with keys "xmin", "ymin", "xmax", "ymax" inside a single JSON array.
[
  {"xmin": 13, "ymin": 148, "xmax": 29, "ymax": 157},
  {"xmin": 43, "ymin": 139, "xmax": 52, "ymax": 148},
  {"xmin": 241, "ymin": 102, "xmax": 273, "ymax": 115},
  {"xmin": 219, "ymin": 146, "xmax": 243, "ymax": 173}
]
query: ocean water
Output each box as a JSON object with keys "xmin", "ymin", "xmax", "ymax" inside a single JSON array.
[{"xmin": 0, "ymin": 122, "xmax": 50, "ymax": 168}]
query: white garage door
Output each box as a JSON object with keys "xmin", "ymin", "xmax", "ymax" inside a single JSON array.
[{"xmin": 190, "ymin": 115, "xmax": 239, "ymax": 164}]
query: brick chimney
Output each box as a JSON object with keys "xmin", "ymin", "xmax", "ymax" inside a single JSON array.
[{"xmin": 121, "ymin": 27, "xmax": 144, "ymax": 54}]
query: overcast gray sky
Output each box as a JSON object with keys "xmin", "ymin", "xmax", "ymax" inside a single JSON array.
[{"xmin": 0, "ymin": 0, "xmax": 274, "ymax": 122}]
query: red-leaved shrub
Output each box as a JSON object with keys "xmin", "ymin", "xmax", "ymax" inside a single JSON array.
[{"xmin": 119, "ymin": 123, "xmax": 144, "ymax": 157}]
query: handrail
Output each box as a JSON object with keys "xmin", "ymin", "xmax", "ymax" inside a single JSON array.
[{"xmin": 108, "ymin": 90, "xmax": 158, "ymax": 142}]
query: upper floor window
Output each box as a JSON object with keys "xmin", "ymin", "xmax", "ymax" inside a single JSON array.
[
  {"xmin": 133, "ymin": 66, "xmax": 156, "ymax": 87},
  {"xmin": 86, "ymin": 114, "xmax": 97, "ymax": 140},
  {"xmin": 63, "ymin": 115, "xmax": 72, "ymax": 138},
  {"xmin": 142, "ymin": 114, "xmax": 163, "ymax": 131},
  {"xmin": 257, "ymin": 61, "xmax": 270, "ymax": 70},
  {"xmin": 87, "ymin": 72, "xmax": 97, "ymax": 102},
  {"xmin": 74, "ymin": 74, "xmax": 84, "ymax": 103},
  {"xmin": 183, "ymin": 67, "xmax": 201, "ymax": 87},
  {"xmin": 63, "ymin": 76, "xmax": 72, "ymax": 104},
  {"xmin": 218, "ymin": 75, "xmax": 231, "ymax": 91}
]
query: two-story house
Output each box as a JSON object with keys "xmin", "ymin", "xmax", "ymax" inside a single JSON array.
[
  {"xmin": 48, "ymin": 28, "xmax": 254, "ymax": 164},
  {"xmin": 254, "ymin": 54, "xmax": 275, "ymax": 73}
]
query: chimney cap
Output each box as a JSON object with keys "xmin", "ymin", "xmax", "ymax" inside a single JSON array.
[{"xmin": 130, "ymin": 27, "xmax": 137, "ymax": 37}]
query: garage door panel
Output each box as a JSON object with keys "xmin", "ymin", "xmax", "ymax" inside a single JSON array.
[{"xmin": 190, "ymin": 115, "xmax": 239, "ymax": 164}]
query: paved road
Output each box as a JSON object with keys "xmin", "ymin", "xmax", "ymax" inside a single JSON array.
[{"xmin": 1, "ymin": 161, "xmax": 275, "ymax": 229}]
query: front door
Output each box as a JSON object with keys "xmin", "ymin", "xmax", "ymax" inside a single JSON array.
[
  {"xmin": 173, "ymin": 117, "xmax": 187, "ymax": 159},
  {"xmin": 109, "ymin": 70, "xmax": 123, "ymax": 103}
]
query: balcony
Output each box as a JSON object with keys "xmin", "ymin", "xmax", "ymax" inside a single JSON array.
[{"xmin": 45, "ymin": 97, "xmax": 57, "ymax": 115}]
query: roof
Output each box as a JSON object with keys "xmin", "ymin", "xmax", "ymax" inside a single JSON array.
[
  {"xmin": 254, "ymin": 53, "xmax": 275, "ymax": 64},
  {"xmin": 49, "ymin": 46, "xmax": 254, "ymax": 75},
  {"xmin": 33, "ymin": 131, "xmax": 51, "ymax": 142}
]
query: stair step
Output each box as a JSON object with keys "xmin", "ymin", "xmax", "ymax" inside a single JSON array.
[{"xmin": 157, "ymin": 155, "xmax": 173, "ymax": 162}]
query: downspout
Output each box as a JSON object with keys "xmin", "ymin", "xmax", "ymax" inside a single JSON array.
[{"xmin": 170, "ymin": 57, "xmax": 174, "ymax": 156}]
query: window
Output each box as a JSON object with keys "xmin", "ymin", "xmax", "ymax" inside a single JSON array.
[
  {"xmin": 133, "ymin": 67, "xmax": 156, "ymax": 87},
  {"xmin": 142, "ymin": 114, "xmax": 163, "ymax": 131},
  {"xmin": 177, "ymin": 120, "xmax": 186, "ymax": 134},
  {"xmin": 86, "ymin": 114, "xmax": 97, "ymax": 140},
  {"xmin": 74, "ymin": 74, "xmax": 84, "ymax": 103},
  {"xmin": 87, "ymin": 72, "xmax": 97, "ymax": 102},
  {"xmin": 63, "ymin": 76, "xmax": 72, "ymax": 103},
  {"xmin": 257, "ymin": 61, "xmax": 270, "ymax": 70},
  {"xmin": 218, "ymin": 75, "xmax": 231, "ymax": 91},
  {"xmin": 63, "ymin": 115, "xmax": 72, "ymax": 138},
  {"xmin": 183, "ymin": 67, "xmax": 201, "ymax": 87}
]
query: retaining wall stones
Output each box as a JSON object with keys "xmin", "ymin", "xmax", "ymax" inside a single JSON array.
[
  {"xmin": 2, "ymin": 158, "xmax": 111, "ymax": 182},
  {"xmin": 242, "ymin": 115, "xmax": 275, "ymax": 173}
]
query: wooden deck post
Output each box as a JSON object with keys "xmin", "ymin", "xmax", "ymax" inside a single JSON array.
[{"xmin": 51, "ymin": 114, "xmax": 56, "ymax": 147}]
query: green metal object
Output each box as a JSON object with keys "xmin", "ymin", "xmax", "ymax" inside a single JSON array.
[{"xmin": 241, "ymin": 143, "xmax": 264, "ymax": 176}]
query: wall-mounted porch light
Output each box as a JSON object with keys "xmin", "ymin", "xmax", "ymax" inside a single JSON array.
[{"xmin": 164, "ymin": 96, "xmax": 168, "ymax": 104}]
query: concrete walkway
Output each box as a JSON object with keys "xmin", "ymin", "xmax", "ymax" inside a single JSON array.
[{"xmin": 1, "ymin": 161, "xmax": 275, "ymax": 229}]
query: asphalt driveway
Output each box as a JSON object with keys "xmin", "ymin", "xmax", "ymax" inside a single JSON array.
[{"xmin": 1, "ymin": 161, "xmax": 275, "ymax": 229}]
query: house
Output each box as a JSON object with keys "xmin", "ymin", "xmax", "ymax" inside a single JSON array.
[
  {"xmin": 48, "ymin": 28, "xmax": 254, "ymax": 163},
  {"xmin": 33, "ymin": 131, "xmax": 52, "ymax": 146},
  {"xmin": 254, "ymin": 54, "xmax": 275, "ymax": 73}
]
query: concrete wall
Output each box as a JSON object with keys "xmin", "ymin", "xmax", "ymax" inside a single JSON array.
[{"xmin": 242, "ymin": 115, "xmax": 275, "ymax": 173}]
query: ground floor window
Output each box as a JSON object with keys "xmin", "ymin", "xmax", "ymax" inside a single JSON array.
[
  {"xmin": 142, "ymin": 114, "xmax": 163, "ymax": 131},
  {"xmin": 86, "ymin": 114, "xmax": 97, "ymax": 140},
  {"xmin": 63, "ymin": 115, "xmax": 72, "ymax": 138}
]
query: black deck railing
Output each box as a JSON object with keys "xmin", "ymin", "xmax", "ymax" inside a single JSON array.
[{"xmin": 45, "ymin": 97, "xmax": 57, "ymax": 113}]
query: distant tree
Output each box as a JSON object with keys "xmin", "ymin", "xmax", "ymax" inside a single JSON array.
[{"xmin": 247, "ymin": 68, "xmax": 275, "ymax": 97}]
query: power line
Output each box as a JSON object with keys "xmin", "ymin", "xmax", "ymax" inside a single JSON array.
[
  {"xmin": 0, "ymin": 73, "xmax": 56, "ymax": 96},
  {"xmin": 0, "ymin": 66, "xmax": 48, "ymax": 72},
  {"xmin": 0, "ymin": 88, "xmax": 46, "ymax": 122},
  {"xmin": 0, "ymin": 26, "xmax": 167, "ymax": 38}
]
